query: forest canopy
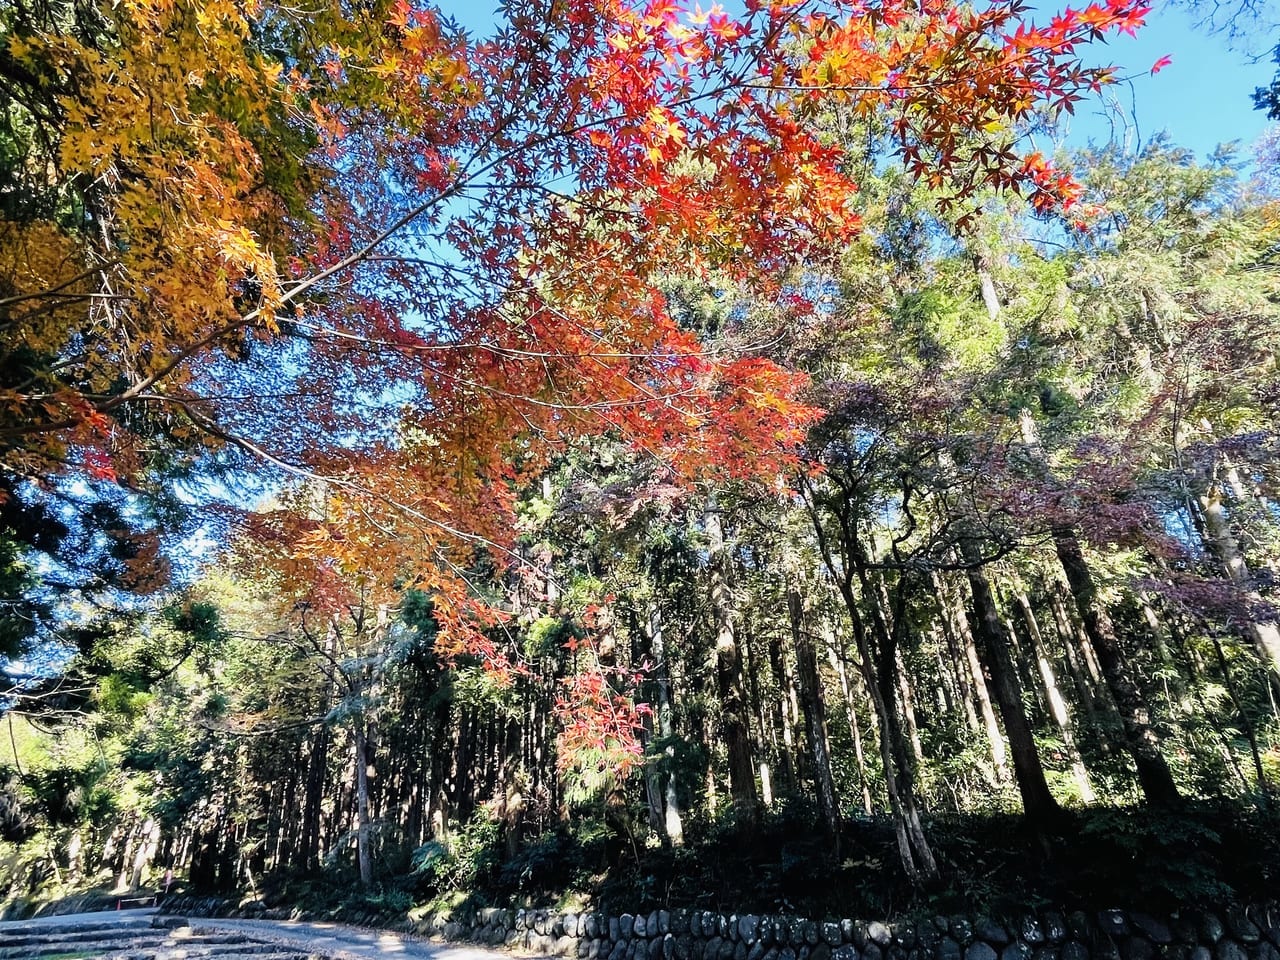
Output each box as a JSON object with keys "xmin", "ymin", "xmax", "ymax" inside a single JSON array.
[{"xmin": 1, "ymin": 0, "xmax": 1279, "ymax": 922}]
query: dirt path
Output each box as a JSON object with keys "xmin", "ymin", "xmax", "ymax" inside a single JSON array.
[
  {"xmin": 187, "ymin": 914, "xmax": 539, "ymax": 960},
  {"xmin": 0, "ymin": 907, "xmax": 545, "ymax": 960}
]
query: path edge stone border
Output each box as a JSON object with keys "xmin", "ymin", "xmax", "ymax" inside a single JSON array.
[{"xmin": 154, "ymin": 896, "xmax": 1280, "ymax": 960}]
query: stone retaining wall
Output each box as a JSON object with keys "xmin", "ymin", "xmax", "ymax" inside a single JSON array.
[
  {"xmin": 158, "ymin": 896, "xmax": 1280, "ymax": 960},
  {"xmin": 410, "ymin": 904, "xmax": 1280, "ymax": 960}
]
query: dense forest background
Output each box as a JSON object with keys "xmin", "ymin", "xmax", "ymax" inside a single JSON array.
[{"xmin": 4, "ymin": 0, "xmax": 1280, "ymax": 929}]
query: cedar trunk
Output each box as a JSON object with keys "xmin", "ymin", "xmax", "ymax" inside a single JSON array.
[
  {"xmin": 787, "ymin": 576, "xmax": 841, "ymax": 848},
  {"xmin": 959, "ymin": 546, "xmax": 1062, "ymax": 824},
  {"xmin": 1054, "ymin": 530, "xmax": 1181, "ymax": 807},
  {"xmin": 705, "ymin": 501, "xmax": 759, "ymax": 825}
]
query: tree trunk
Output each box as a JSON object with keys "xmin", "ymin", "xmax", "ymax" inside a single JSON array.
[
  {"xmin": 1003, "ymin": 611, "xmax": 1045, "ymax": 717},
  {"xmin": 826, "ymin": 627, "xmax": 874, "ymax": 815},
  {"xmin": 1054, "ymin": 531, "xmax": 1182, "ymax": 807},
  {"xmin": 782, "ymin": 646, "xmax": 806, "ymax": 783},
  {"xmin": 935, "ymin": 571, "xmax": 1009, "ymax": 783},
  {"xmin": 646, "ymin": 598, "xmax": 684, "ymax": 846},
  {"xmin": 1139, "ymin": 592, "xmax": 1188, "ymax": 701},
  {"xmin": 787, "ymin": 569, "xmax": 841, "ymax": 848},
  {"xmin": 974, "ymin": 255, "xmax": 1002, "ymax": 320},
  {"xmin": 941, "ymin": 619, "xmax": 982, "ymax": 734},
  {"xmin": 1047, "ymin": 581, "xmax": 1110, "ymax": 746},
  {"xmin": 705, "ymin": 500, "xmax": 759, "ymax": 826},
  {"xmin": 1192, "ymin": 459, "xmax": 1280, "ymax": 707},
  {"xmin": 895, "ymin": 647, "xmax": 926, "ymax": 763},
  {"xmin": 871, "ymin": 573, "xmax": 925, "ymax": 763},
  {"xmin": 128, "ymin": 818, "xmax": 159, "ymax": 891},
  {"xmin": 354, "ymin": 721, "xmax": 373, "ymax": 887},
  {"xmin": 959, "ymin": 546, "xmax": 1062, "ymax": 824},
  {"xmin": 498, "ymin": 721, "xmax": 526, "ymax": 861},
  {"xmin": 767, "ymin": 631, "xmax": 799, "ymax": 794},
  {"xmin": 931, "ymin": 633, "xmax": 955, "ymax": 716},
  {"xmin": 740, "ymin": 616, "xmax": 775, "ymax": 808},
  {"xmin": 853, "ymin": 563, "xmax": 938, "ymax": 880},
  {"xmin": 1014, "ymin": 587, "xmax": 1095, "ymax": 803},
  {"xmin": 804, "ymin": 480, "xmax": 935, "ymax": 881}
]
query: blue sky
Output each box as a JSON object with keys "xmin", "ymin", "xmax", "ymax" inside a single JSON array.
[
  {"xmin": 1066, "ymin": 2, "xmax": 1276, "ymax": 160},
  {"xmin": 437, "ymin": 0, "xmax": 1277, "ymax": 162}
]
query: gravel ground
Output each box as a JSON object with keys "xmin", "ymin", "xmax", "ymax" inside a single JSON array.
[
  {"xmin": 187, "ymin": 916, "xmax": 536, "ymax": 960},
  {"xmin": 0, "ymin": 908, "xmax": 547, "ymax": 960}
]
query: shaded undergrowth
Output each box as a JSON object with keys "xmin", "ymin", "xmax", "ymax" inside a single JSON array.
[{"xmin": 263, "ymin": 797, "xmax": 1280, "ymax": 924}]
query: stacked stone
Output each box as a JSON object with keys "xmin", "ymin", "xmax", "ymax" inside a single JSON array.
[
  {"xmin": 153, "ymin": 895, "xmax": 234, "ymax": 918},
  {"xmin": 413, "ymin": 904, "xmax": 1280, "ymax": 960}
]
